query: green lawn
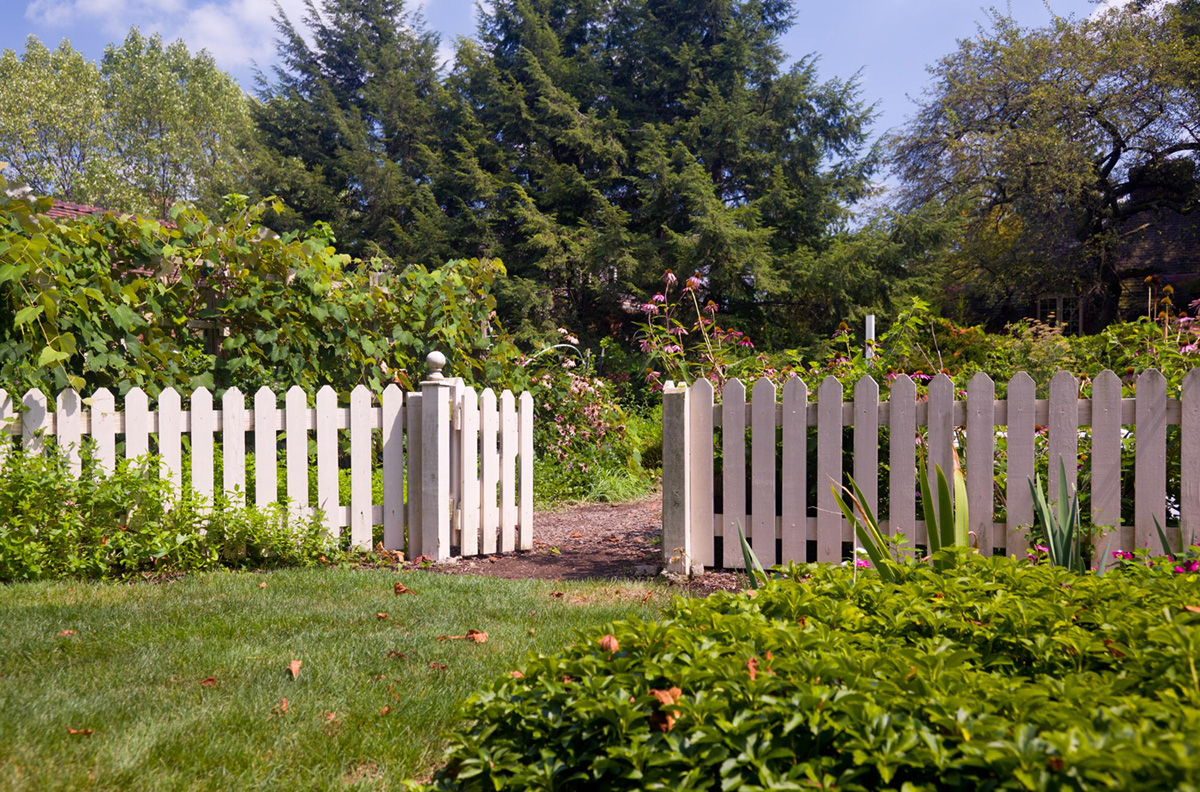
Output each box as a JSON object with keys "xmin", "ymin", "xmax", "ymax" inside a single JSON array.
[{"xmin": 0, "ymin": 568, "xmax": 668, "ymax": 791}]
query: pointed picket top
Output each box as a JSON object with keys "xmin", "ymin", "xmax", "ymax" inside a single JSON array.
[
  {"xmin": 723, "ymin": 378, "xmax": 746, "ymax": 401},
  {"xmin": 1095, "ymin": 368, "xmax": 1121, "ymax": 391},
  {"xmin": 1008, "ymin": 370, "xmax": 1035, "ymax": 391},
  {"xmin": 817, "ymin": 375, "xmax": 841, "ymax": 398},
  {"xmin": 854, "ymin": 374, "xmax": 879, "ymax": 399},
  {"xmin": 382, "ymin": 382, "xmax": 402, "ymax": 401},
  {"xmin": 929, "ymin": 371, "xmax": 954, "ymax": 394},
  {"xmin": 1050, "ymin": 369, "xmax": 1078, "ymax": 393},
  {"xmin": 316, "ymin": 384, "xmax": 337, "ymax": 403},
  {"xmin": 481, "ymin": 387, "xmax": 497, "ymax": 403},
  {"xmin": 890, "ymin": 371, "xmax": 917, "ymax": 400},
  {"xmin": 1137, "ymin": 367, "xmax": 1166, "ymax": 392},
  {"xmin": 256, "ymin": 385, "xmax": 277, "ymax": 402},
  {"xmin": 781, "ymin": 375, "xmax": 807, "ymax": 402},
  {"xmin": 351, "ymin": 384, "xmax": 372, "ymax": 405},
  {"xmin": 752, "ymin": 376, "xmax": 775, "ymax": 402},
  {"xmin": 159, "ymin": 387, "xmax": 181, "ymax": 407},
  {"xmin": 694, "ymin": 376, "xmax": 715, "ymax": 403},
  {"xmin": 191, "ymin": 386, "xmax": 213, "ymax": 410},
  {"xmin": 286, "ymin": 385, "xmax": 307, "ymax": 406},
  {"xmin": 967, "ymin": 371, "xmax": 994, "ymax": 391}
]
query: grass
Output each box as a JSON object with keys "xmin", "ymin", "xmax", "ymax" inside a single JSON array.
[{"xmin": 0, "ymin": 568, "xmax": 669, "ymax": 791}]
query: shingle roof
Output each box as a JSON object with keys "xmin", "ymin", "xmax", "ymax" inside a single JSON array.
[{"xmin": 43, "ymin": 200, "xmax": 109, "ymax": 221}]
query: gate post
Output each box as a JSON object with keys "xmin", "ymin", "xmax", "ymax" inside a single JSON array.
[
  {"xmin": 421, "ymin": 352, "xmax": 453, "ymax": 560},
  {"xmin": 662, "ymin": 383, "xmax": 692, "ymax": 575}
]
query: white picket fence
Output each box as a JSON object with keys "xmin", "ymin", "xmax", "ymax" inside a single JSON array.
[
  {"xmin": 662, "ymin": 369, "xmax": 1200, "ymax": 573},
  {"xmin": 0, "ymin": 353, "xmax": 534, "ymax": 560}
]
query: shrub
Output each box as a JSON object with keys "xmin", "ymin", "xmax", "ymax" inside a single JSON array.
[
  {"xmin": 422, "ymin": 555, "xmax": 1200, "ymax": 790},
  {"xmin": 0, "ymin": 446, "xmax": 341, "ymax": 581}
]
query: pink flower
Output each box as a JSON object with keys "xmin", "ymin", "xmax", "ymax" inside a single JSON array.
[
  {"xmin": 663, "ymin": 344, "xmax": 682, "ymax": 354},
  {"xmin": 855, "ymin": 559, "xmax": 870, "ymax": 568},
  {"xmin": 1182, "ymin": 343, "xmax": 1198, "ymax": 354},
  {"xmin": 1033, "ymin": 545, "xmax": 1049, "ymax": 553},
  {"xmin": 685, "ymin": 273, "xmax": 702, "ymax": 292},
  {"xmin": 664, "ymin": 270, "xmax": 677, "ymax": 286},
  {"xmin": 669, "ymin": 326, "xmax": 688, "ymax": 336},
  {"xmin": 641, "ymin": 302, "xmax": 659, "ymax": 315},
  {"xmin": 651, "ymin": 293, "xmax": 667, "ymax": 303},
  {"xmin": 738, "ymin": 339, "xmax": 754, "ymax": 348},
  {"xmin": 703, "ymin": 301, "xmax": 718, "ymax": 315},
  {"xmin": 639, "ymin": 339, "xmax": 653, "ymax": 353}
]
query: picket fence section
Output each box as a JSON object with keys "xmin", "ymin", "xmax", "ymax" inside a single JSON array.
[
  {"xmin": 662, "ymin": 368, "xmax": 1200, "ymax": 574},
  {"xmin": 0, "ymin": 353, "xmax": 534, "ymax": 561}
]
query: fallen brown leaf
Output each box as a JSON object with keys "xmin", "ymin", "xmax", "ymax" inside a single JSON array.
[
  {"xmin": 394, "ymin": 582, "xmax": 416, "ymax": 596},
  {"xmin": 599, "ymin": 634, "xmax": 620, "ymax": 654},
  {"xmin": 385, "ymin": 650, "xmax": 408, "ymax": 660},
  {"xmin": 550, "ymin": 591, "xmax": 564, "ymax": 598},
  {"xmin": 67, "ymin": 727, "xmax": 93, "ymax": 736},
  {"xmin": 376, "ymin": 613, "xmax": 389, "ymax": 620},
  {"xmin": 259, "ymin": 582, "xmax": 267, "ymax": 589},
  {"xmin": 569, "ymin": 532, "xmax": 582, "ymax": 538},
  {"xmin": 438, "ymin": 629, "xmax": 489, "ymax": 643},
  {"xmin": 324, "ymin": 712, "xmax": 338, "ymax": 723},
  {"xmin": 288, "ymin": 660, "xmax": 302, "ymax": 680},
  {"xmin": 199, "ymin": 676, "xmax": 217, "ymax": 688},
  {"xmin": 509, "ymin": 670, "xmax": 524, "ymax": 679},
  {"xmin": 747, "ymin": 657, "xmax": 759, "ymax": 681},
  {"xmin": 379, "ymin": 705, "xmax": 391, "ymax": 716},
  {"xmin": 58, "ymin": 629, "xmax": 77, "ymax": 637},
  {"xmin": 428, "ymin": 662, "xmax": 448, "ymax": 671},
  {"xmin": 648, "ymin": 687, "xmax": 682, "ymax": 732},
  {"xmin": 1186, "ymin": 605, "xmax": 1200, "ymax": 614}
]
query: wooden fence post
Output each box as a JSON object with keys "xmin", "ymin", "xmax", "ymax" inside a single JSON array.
[
  {"xmin": 421, "ymin": 352, "xmax": 453, "ymax": 561},
  {"xmin": 662, "ymin": 383, "xmax": 692, "ymax": 575}
]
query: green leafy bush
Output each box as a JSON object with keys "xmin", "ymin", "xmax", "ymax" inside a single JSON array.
[
  {"xmin": 422, "ymin": 555, "xmax": 1200, "ymax": 790},
  {"xmin": 0, "ymin": 446, "xmax": 341, "ymax": 581}
]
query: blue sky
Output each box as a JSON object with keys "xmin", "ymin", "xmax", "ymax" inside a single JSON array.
[{"xmin": 1, "ymin": 0, "xmax": 1113, "ymax": 140}]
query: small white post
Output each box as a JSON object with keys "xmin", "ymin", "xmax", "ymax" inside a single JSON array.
[
  {"xmin": 421, "ymin": 351, "xmax": 453, "ymax": 560},
  {"xmin": 662, "ymin": 383, "xmax": 692, "ymax": 575},
  {"xmin": 865, "ymin": 314, "xmax": 876, "ymax": 360}
]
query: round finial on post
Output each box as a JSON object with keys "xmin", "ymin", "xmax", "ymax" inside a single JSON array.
[{"xmin": 426, "ymin": 351, "xmax": 447, "ymax": 381}]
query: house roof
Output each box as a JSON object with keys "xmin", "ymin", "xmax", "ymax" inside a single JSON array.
[{"xmin": 44, "ymin": 200, "xmax": 110, "ymax": 221}]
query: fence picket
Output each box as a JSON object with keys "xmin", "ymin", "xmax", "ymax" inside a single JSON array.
[
  {"xmin": 1183, "ymin": 369, "xmax": 1200, "ymax": 547},
  {"xmin": 1048, "ymin": 371, "xmax": 1078, "ymax": 501},
  {"xmin": 816, "ymin": 376, "xmax": 842, "ymax": 563},
  {"xmin": 965, "ymin": 373, "xmax": 995, "ymax": 554},
  {"xmin": 480, "ymin": 389, "xmax": 499, "ymax": 555},
  {"xmin": 751, "ymin": 378, "xmax": 778, "ymax": 566},
  {"xmin": 286, "ymin": 387, "xmax": 308, "ymax": 512},
  {"xmin": 500, "ymin": 390, "xmax": 518, "ymax": 554},
  {"xmin": 126, "ymin": 387, "xmax": 150, "ymax": 464},
  {"xmin": 1006, "ymin": 373, "xmax": 1035, "ymax": 554},
  {"xmin": 316, "ymin": 386, "xmax": 338, "ymax": 537},
  {"xmin": 853, "ymin": 376, "xmax": 879, "ymax": 535},
  {"xmin": 407, "ymin": 392, "xmax": 424, "ymax": 557},
  {"xmin": 91, "ymin": 388, "xmax": 117, "ymax": 474},
  {"xmin": 350, "ymin": 386, "xmax": 372, "ymax": 549},
  {"xmin": 888, "ymin": 375, "xmax": 917, "ymax": 538},
  {"xmin": 159, "ymin": 388, "xmax": 182, "ymax": 494},
  {"xmin": 458, "ymin": 387, "xmax": 479, "ymax": 556},
  {"xmin": 1091, "ymin": 371, "xmax": 1123, "ymax": 548},
  {"xmin": 781, "ymin": 377, "xmax": 807, "ymax": 563},
  {"xmin": 255, "ymin": 387, "xmax": 278, "ymax": 508},
  {"xmin": 191, "ymin": 388, "xmax": 214, "ymax": 509},
  {"xmin": 382, "ymin": 384, "xmax": 405, "ymax": 551},
  {"xmin": 689, "ymin": 379, "xmax": 715, "ymax": 568},
  {"xmin": 927, "ymin": 375, "xmax": 955, "ymax": 526},
  {"xmin": 222, "ymin": 388, "xmax": 246, "ymax": 505},
  {"xmin": 519, "ymin": 391, "xmax": 534, "ymax": 551},
  {"xmin": 57, "ymin": 389, "xmax": 83, "ymax": 475},
  {"xmin": 721, "ymin": 379, "xmax": 747, "ymax": 568},
  {"xmin": 1135, "ymin": 369, "xmax": 1167, "ymax": 550},
  {"xmin": 22, "ymin": 389, "xmax": 48, "ymax": 452}
]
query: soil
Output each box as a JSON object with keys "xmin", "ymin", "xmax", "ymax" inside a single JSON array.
[{"xmin": 407, "ymin": 494, "xmax": 742, "ymax": 595}]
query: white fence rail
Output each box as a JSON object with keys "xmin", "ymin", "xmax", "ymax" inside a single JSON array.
[
  {"xmin": 662, "ymin": 369, "xmax": 1200, "ymax": 573},
  {"xmin": 0, "ymin": 353, "xmax": 534, "ymax": 560}
]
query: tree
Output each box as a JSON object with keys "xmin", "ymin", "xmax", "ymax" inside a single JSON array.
[
  {"xmin": 889, "ymin": 7, "xmax": 1200, "ymax": 327},
  {"xmin": 438, "ymin": 0, "xmax": 877, "ymax": 345},
  {"xmin": 0, "ymin": 37, "xmax": 110, "ymax": 203},
  {"xmin": 101, "ymin": 30, "xmax": 255, "ymax": 218},
  {"xmin": 0, "ymin": 32, "xmax": 254, "ymax": 218},
  {"xmin": 254, "ymin": 0, "xmax": 450, "ymax": 260}
]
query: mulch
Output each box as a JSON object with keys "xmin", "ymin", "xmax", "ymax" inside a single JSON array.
[{"xmin": 405, "ymin": 494, "xmax": 741, "ymax": 595}]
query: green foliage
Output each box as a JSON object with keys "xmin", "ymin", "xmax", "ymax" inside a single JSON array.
[
  {"xmin": 0, "ymin": 31, "xmax": 253, "ymax": 216},
  {"xmin": 0, "ymin": 446, "xmax": 342, "ymax": 582},
  {"xmin": 735, "ymin": 521, "xmax": 765, "ymax": 589},
  {"xmin": 0, "ymin": 183, "xmax": 520, "ymax": 395},
  {"xmin": 1029, "ymin": 459, "xmax": 1094, "ymax": 573},
  {"xmin": 421, "ymin": 556, "xmax": 1200, "ymax": 790}
]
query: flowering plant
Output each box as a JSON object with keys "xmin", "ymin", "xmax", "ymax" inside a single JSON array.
[{"xmin": 634, "ymin": 270, "xmax": 765, "ymax": 389}]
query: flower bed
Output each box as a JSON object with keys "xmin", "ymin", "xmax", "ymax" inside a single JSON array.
[{"xmin": 421, "ymin": 554, "xmax": 1200, "ymax": 790}]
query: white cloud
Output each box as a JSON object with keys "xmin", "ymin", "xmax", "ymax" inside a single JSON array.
[{"xmin": 1090, "ymin": 0, "xmax": 1175, "ymax": 18}]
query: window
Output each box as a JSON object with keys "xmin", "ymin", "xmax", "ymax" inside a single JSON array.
[{"xmin": 1036, "ymin": 295, "xmax": 1082, "ymax": 335}]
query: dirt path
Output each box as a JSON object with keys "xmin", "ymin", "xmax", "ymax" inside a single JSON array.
[{"xmin": 427, "ymin": 495, "xmax": 740, "ymax": 593}]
